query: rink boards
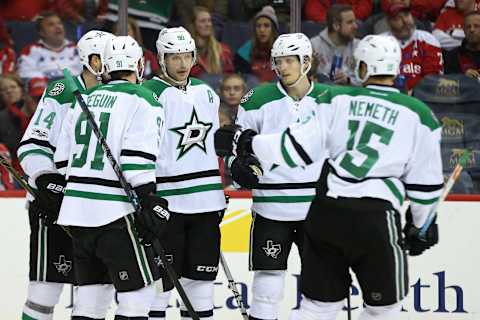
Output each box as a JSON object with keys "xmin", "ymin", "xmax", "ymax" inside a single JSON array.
[{"xmin": 1, "ymin": 197, "xmax": 479, "ymax": 319}]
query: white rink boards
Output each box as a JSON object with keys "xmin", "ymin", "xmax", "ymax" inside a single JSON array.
[{"xmin": 1, "ymin": 197, "xmax": 479, "ymax": 319}]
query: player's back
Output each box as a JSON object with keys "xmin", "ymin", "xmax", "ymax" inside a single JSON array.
[
  {"xmin": 56, "ymin": 81, "xmax": 164, "ymax": 227},
  {"xmin": 319, "ymin": 84, "xmax": 442, "ymax": 209}
]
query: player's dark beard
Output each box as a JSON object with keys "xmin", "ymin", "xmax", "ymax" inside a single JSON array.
[{"xmin": 338, "ymin": 31, "xmax": 354, "ymax": 45}]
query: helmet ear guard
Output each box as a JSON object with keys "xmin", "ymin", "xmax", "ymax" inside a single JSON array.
[{"xmin": 270, "ymin": 33, "xmax": 313, "ymax": 87}]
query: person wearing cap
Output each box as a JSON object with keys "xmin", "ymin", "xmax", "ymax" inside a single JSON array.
[
  {"xmin": 235, "ymin": 5, "xmax": 279, "ymax": 83},
  {"xmin": 384, "ymin": 2, "xmax": 444, "ymax": 92},
  {"xmin": 310, "ymin": 4, "xmax": 359, "ymax": 85},
  {"xmin": 433, "ymin": 0, "xmax": 478, "ymax": 50}
]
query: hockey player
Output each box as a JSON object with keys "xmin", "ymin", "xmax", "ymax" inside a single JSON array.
[
  {"xmin": 143, "ymin": 27, "xmax": 226, "ymax": 320},
  {"xmin": 53, "ymin": 35, "xmax": 169, "ymax": 320},
  {"xmin": 215, "ymin": 35, "xmax": 443, "ymax": 320},
  {"xmin": 17, "ymin": 30, "xmax": 115, "ymax": 320},
  {"xmin": 232, "ymin": 33, "xmax": 327, "ymax": 320}
]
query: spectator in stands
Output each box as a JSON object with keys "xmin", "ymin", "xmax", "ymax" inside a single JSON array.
[
  {"xmin": 304, "ymin": 0, "xmax": 372, "ymax": 24},
  {"xmin": 433, "ymin": 0, "xmax": 478, "ymax": 50},
  {"xmin": 51, "ymin": 0, "xmax": 108, "ymax": 24},
  {"xmin": 174, "ymin": 0, "xmax": 228, "ymax": 38},
  {"xmin": 385, "ymin": 3, "xmax": 444, "ymax": 92},
  {"xmin": 381, "ymin": 0, "xmax": 447, "ymax": 22},
  {"xmin": 444, "ymin": 11, "xmax": 480, "ymax": 78},
  {"xmin": 0, "ymin": 0, "xmax": 51, "ymax": 21},
  {"xmin": 310, "ymin": 4, "xmax": 359, "ymax": 85},
  {"xmin": 0, "ymin": 75, "xmax": 36, "ymax": 174},
  {"xmin": 112, "ymin": 18, "xmax": 159, "ymax": 79},
  {"xmin": 0, "ymin": 144, "xmax": 16, "ymax": 190},
  {"xmin": 17, "ymin": 11, "xmax": 81, "ymax": 93},
  {"xmin": 189, "ymin": 6, "xmax": 234, "ymax": 78},
  {"xmin": 219, "ymin": 74, "xmax": 247, "ymax": 123},
  {"xmin": 0, "ymin": 17, "xmax": 15, "ymax": 76},
  {"xmin": 235, "ymin": 6, "xmax": 278, "ymax": 83},
  {"xmin": 358, "ymin": 0, "xmax": 434, "ymax": 37}
]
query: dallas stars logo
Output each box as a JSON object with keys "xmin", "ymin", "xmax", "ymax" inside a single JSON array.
[{"xmin": 170, "ymin": 108, "xmax": 213, "ymax": 160}]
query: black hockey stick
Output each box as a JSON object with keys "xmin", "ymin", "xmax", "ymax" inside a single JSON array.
[
  {"xmin": 0, "ymin": 153, "xmax": 72, "ymax": 237},
  {"xmin": 219, "ymin": 252, "xmax": 249, "ymax": 319},
  {"xmin": 63, "ymin": 69, "xmax": 199, "ymax": 320}
]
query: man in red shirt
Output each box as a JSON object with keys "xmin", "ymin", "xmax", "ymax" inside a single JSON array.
[
  {"xmin": 304, "ymin": 0, "xmax": 372, "ymax": 23},
  {"xmin": 433, "ymin": 0, "xmax": 478, "ymax": 49},
  {"xmin": 385, "ymin": 3, "xmax": 444, "ymax": 92}
]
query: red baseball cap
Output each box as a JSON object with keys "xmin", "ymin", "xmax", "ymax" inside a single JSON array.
[
  {"xmin": 386, "ymin": 3, "xmax": 411, "ymax": 18},
  {"xmin": 29, "ymin": 77, "xmax": 48, "ymax": 98}
]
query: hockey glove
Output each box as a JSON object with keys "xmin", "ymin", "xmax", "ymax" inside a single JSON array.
[
  {"xmin": 31, "ymin": 173, "xmax": 66, "ymax": 225},
  {"xmin": 230, "ymin": 154, "xmax": 263, "ymax": 189},
  {"xmin": 402, "ymin": 209, "xmax": 439, "ymax": 256},
  {"xmin": 214, "ymin": 124, "xmax": 257, "ymax": 157},
  {"xmin": 134, "ymin": 183, "xmax": 170, "ymax": 246}
]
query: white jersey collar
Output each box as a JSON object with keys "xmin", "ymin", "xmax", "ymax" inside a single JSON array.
[{"xmin": 276, "ymin": 80, "xmax": 314, "ymax": 100}]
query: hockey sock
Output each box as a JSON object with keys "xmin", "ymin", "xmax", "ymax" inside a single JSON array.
[
  {"xmin": 71, "ymin": 317, "xmax": 105, "ymax": 319},
  {"xmin": 250, "ymin": 270, "xmax": 285, "ymax": 320},
  {"xmin": 288, "ymin": 295, "xmax": 343, "ymax": 320},
  {"xmin": 72, "ymin": 284, "xmax": 115, "ymax": 319},
  {"xmin": 114, "ymin": 316, "xmax": 147, "ymax": 320},
  {"xmin": 179, "ymin": 278, "xmax": 214, "ymax": 319},
  {"xmin": 357, "ymin": 302, "xmax": 402, "ymax": 320},
  {"xmin": 149, "ymin": 289, "xmax": 171, "ymax": 319},
  {"xmin": 116, "ymin": 284, "xmax": 156, "ymax": 318},
  {"xmin": 22, "ymin": 282, "xmax": 63, "ymax": 320}
]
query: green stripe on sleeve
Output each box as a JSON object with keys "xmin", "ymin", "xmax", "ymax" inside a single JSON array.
[
  {"xmin": 121, "ymin": 163, "xmax": 156, "ymax": 171},
  {"xmin": 156, "ymin": 183, "xmax": 223, "ymax": 196},
  {"xmin": 409, "ymin": 196, "xmax": 439, "ymax": 205},
  {"xmin": 383, "ymin": 179, "xmax": 404, "ymax": 205},
  {"xmin": 253, "ymin": 195, "xmax": 315, "ymax": 203},
  {"xmin": 18, "ymin": 149, "xmax": 53, "ymax": 162},
  {"xmin": 65, "ymin": 190, "xmax": 130, "ymax": 202},
  {"xmin": 280, "ymin": 131, "xmax": 297, "ymax": 168}
]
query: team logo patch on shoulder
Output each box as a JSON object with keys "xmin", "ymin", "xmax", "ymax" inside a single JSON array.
[
  {"xmin": 152, "ymin": 92, "xmax": 161, "ymax": 102},
  {"xmin": 240, "ymin": 89, "xmax": 254, "ymax": 104},
  {"xmin": 48, "ymin": 83, "xmax": 65, "ymax": 96}
]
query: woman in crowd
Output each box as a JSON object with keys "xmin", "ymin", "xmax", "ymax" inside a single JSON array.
[
  {"xmin": 235, "ymin": 6, "xmax": 278, "ymax": 83},
  {"xmin": 189, "ymin": 6, "xmax": 234, "ymax": 78}
]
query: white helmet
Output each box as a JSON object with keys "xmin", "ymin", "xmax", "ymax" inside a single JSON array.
[
  {"xmin": 103, "ymin": 36, "xmax": 144, "ymax": 81},
  {"xmin": 354, "ymin": 35, "xmax": 401, "ymax": 83},
  {"xmin": 271, "ymin": 33, "xmax": 312, "ymax": 87},
  {"xmin": 156, "ymin": 27, "xmax": 196, "ymax": 84},
  {"xmin": 77, "ymin": 30, "xmax": 115, "ymax": 77}
]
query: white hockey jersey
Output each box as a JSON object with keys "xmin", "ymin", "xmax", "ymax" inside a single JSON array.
[
  {"xmin": 18, "ymin": 76, "xmax": 86, "ymax": 193},
  {"xmin": 143, "ymin": 77, "xmax": 226, "ymax": 214},
  {"xmin": 252, "ymin": 85, "xmax": 444, "ymax": 227},
  {"xmin": 236, "ymin": 81, "xmax": 328, "ymax": 221},
  {"xmin": 18, "ymin": 40, "xmax": 82, "ymax": 80},
  {"xmin": 55, "ymin": 81, "xmax": 165, "ymax": 227}
]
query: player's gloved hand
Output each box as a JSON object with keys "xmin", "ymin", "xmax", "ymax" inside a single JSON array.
[
  {"xmin": 230, "ymin": 154, "xmax": 263, "ymax": 189},
  {"xmin": 134, "ymin": 183, "xmax": 170, "ymax": 246},
  {"xmin": 402, "ymin": 209, "xmax": 439, "ymax": 256},
  {"xmin": 214, "ymin": 125, "xmax": 257, "ymax": 157},
  {"xmin": 31, "ymin": 173, "xmax": 66, "ymax": 225}
]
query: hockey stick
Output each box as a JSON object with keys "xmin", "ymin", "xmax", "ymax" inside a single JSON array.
[
  {"xmin": 219, "ymin": 252, "xmax": 249, "ymax": 320},
  {"xmin": 418, "ymin": 149, "xmax": 471, "ymax": 239},
  {"xmin": 0, "ymin": 153, "xmax": 72, "ymax": 237},
  {"xmin": 346, "ymin": 286, "xmax": 351, "ymax": 320},
  {"xmin": 63, "ymin": 69, "xmax": 199, "ymax": 320}
]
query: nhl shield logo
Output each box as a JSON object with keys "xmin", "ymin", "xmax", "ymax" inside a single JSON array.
[{"xmin": 119, "ymin": 271, "xmax": 129, "ymax": 281}]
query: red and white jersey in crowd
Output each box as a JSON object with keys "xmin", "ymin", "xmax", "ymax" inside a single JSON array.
[
  {"xmin": 17, "ymin": 40, "xmax": 81, "ymax": 80},
  {"xmin": 384, "ymin": 29, "xmax": 443, "ymax": 90},
  {"xmin": 0, "ymin": 47, "xmax": 15, "ymax": 75}
]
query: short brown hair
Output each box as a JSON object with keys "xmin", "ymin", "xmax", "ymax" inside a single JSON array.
[
  {"xmin": 35, "ymin": 11, "xmax": 62, "ymax": 32},
  {"xmin": 326, "ymin": 4, "xmax": 353, "ymax": 32}
]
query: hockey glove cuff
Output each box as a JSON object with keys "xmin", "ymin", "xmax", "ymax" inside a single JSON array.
[
  {"xmin": 134, "ymin": 183, "xmax": 170, "ymax": 245},
  {"xmin": 403, "ymin": 209, "xmax": 439, "ymax": 256},
  {"xmin": 230, "ymin": 154, "xmax": 263, "ymax": 189},
  {"xmin": 214, "ymin": 125, "xmax": 257, "ymax": 157},
  {"xmin": 31, "ymin": 173, "xmax": 66, "ymax": 225}
]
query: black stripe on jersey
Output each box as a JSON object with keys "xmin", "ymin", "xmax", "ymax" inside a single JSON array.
[
  {"xmin": 255, "ymin": 182, "xmax": 317, "ymax": 189},
  {"xmin": 67, "ymin": 176, "xmax": 122, "ymax": 188},
  {"xmin": 120, "ymin": 149, "xmax": 156, "ymax": 162},
  {"xmin": 156, "ymin": 169, "xmax": 220, "ymax": 183},
  {"xmin": 55, "ymin": 161, "xmax": 68, "ymax": 169},
  {"xmin": 329, "ymin": 163, "xmax": 392, "ymax": 183},
  {"xmin": 405, "ymin": 183, "xmax": 444, "ymax": 192},
  {"xmin": 286, "ymin": 128, "xmax": 313, "ymax": 165},
  {"xmin": 18, "ymin": 139, "xmax": 56, "ymax": 152},
  {"xmin": 180, "ymin": 310, "xmax": 213, "ymax": 318}
]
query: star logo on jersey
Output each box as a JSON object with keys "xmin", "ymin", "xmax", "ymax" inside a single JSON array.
[
  {"xmin": 53, "ymin": 255, "xmax": 72, "ymax": 277},
  {"xmin": 170, "ymin": 108, "xmax": 213, "ymax": 160},
  {"xmin": 263, "ymin": 240, "xmax": 281, "ymax": 259}
]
